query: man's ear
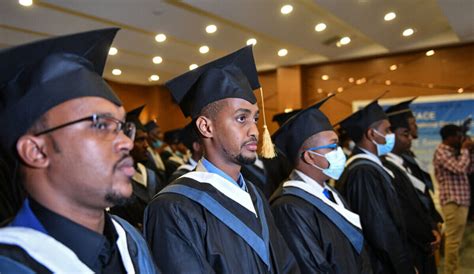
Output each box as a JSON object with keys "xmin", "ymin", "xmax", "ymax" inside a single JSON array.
[
  {"xmin": 365, "ymin": 128, "xmax": 375, "ymax": 141},
  {"xmin": 195, "ymin": 116, "xmax": 213, "ymax": 139},
  {"xmin": 16, "ymin": 135, "xmax": 49, "ymax": 169},
  {"xmin": 301, "ymin": 150, "xmax": 314, "ymax": 165}
]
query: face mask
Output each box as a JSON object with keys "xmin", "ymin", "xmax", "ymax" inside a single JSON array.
[
  {"xmin": 152, "ymin": 139, "xmax": 163, "ymax": 149},
  {"xmin": 372, "ymin": 129, "xmax": 395, "ymax": 156},
  {"xmin": 308, "ymin": 146, "xmax": 347, "ymax": 180},
  {"xmin": 348, "ymin": 140, "xmax": 355, "ymax": 150}
]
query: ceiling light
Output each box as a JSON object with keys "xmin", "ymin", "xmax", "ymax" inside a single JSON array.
[
  {"xmin": 284, "ymin": 108, "xmax": 293, "ymax": 113},
  {"xmin": 457, "ymin": 88, "xmax": 464, "ymax": 93},
  {"xmin": 314, "ymin": 23, "xmax": 327, "ymax": 32},
  {"xmin": 108, "ymin": 47, "xmax": 118, "ymax": 56},
  {"xmin": 402, "ymin": 28, "xmax": 414, "ymax": 37},
  {"xmin": 149, "ymin": 75, "xmax": 160, "ymax": 81},
  {"xmin": 390, "ymin": 64, "xmax": 398, "ymax": 71},
  {"xmin": 206, "ymin": 24, "xmax": 217, "ymax": 34},
  {"xmin": 384, "ymin": 12, "xmax": 396, "ymax": 21},
  {"xmin": 317, "ymin": 88, "xmax": 323, "ymax": 94},
  {"xmin": 152, "ymin": 56, "xmax": 163, "ymax": 64},
  {"xmin": 189, "ymin": 64, "xmax": 198, "ymax": 70},
  {"xmin": 246, "ymin": 38, "xmax": 257, "ymax": 46},
  {"xmin": 340, "ymin": 36, "xmax": 351, "ymax": 45},
  {"xmin": 321, "ymin": 75, "xmax": 329, "ymax": 80},
  {"xmin": 278, "ymin": 48, "xmax": 288, "ymax": 57},
  {"xmin": 112, "ymin": 69, "xmax": 122, "ymax": 76},
  {"xmin": 426, "ymin": 50, "xmax": 435, "ymax": 56},
  {"xmin": 155, "ymin": 33, "xmax": 167, "ymax": 42},
  {"xmin": 337, "ymin": 87, "xmax": 344, "ymax": 93},
  {"xmin": 281, "ymin": 4, "xmax": 293, "ymax": 15},
  {"xmin": 385, "ymin": 80, "xmax": 391, "ymax": 85},
  {"xmin": 19, "ymin": 0, "xmax": 33, "ymax": 6},
  {"xmin": 199, "ymin": 46, "xmax": 210, "ymax": 54},
  {"xmin": 348, "ymin": 77, "xmax": 355, "ymax": 83},
  {"xmin": 356, "ymin": 78, "xmax": 366, "ymax": 85}
]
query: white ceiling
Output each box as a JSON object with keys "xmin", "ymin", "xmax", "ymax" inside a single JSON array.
[{"xmin": 1, "ymin": 0, "xmax": 473, "ymax": 85}]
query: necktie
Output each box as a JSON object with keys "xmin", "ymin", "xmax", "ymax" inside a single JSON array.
[{"xmin": 323, "ymin": 188, "xmax": 337, "ymax": 204}]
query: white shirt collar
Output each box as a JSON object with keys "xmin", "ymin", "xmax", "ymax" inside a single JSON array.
[{"xmin": 358, "ymin": 147, "xmax": 383, "ymax": 165}]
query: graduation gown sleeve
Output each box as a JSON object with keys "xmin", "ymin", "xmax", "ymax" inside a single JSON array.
[{"xmin": 340, "ymin": 164, "xmax": 414, "ymax": 274}]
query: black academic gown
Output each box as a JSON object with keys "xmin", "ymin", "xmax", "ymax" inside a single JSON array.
[
  {"xmin": 401, "ymin": 153, "xmax": 443, "ymax": 224},
  {"xmin": 270, "ymin": 171, "xmax": 372, "ymax": 274},
  {"xmin": 383, "ymin": 155, "xmax": 437, "ymax": 274},
  {"xmin": 0, "ymin": 158, "xmax": 24, "ymax": 225},
  {"xmin": 144, "ymin": 175, "xmax": 300, "ymax": 274},
  {"xmin": 337, "ymin": 147, "xmax": 414, "ymax": 274}
]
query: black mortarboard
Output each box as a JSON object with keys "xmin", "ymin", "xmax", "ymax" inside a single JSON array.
[
  {"xmin": 337, "ymin": 93, "xmax": 388, "ymax": 143},
  {"xmin": 144, "ymin": 121, "xmax": 158, "ymax": 132},
  {"xmin": 180, "ymin": 122, "xmax": 200, "ymax": 150},
  {"xmin": 126, "ymin": 105, "xmax": 146, "ymax": 131},
  {"xmin": 272, "ymin": 109, "xmax": 302, "ymax": 127},
  {"xmin": 385, "ymin": 97, "xmax": 416, "ymax": 130},
  {"xmin": 165, "ymin": 45, "xmax": 260, "ymax": 119},
  {"xmin": 0, "ymin": 28, "xmax": 121, "ymax": 158},
  {"xmin": 164, "ymin": 128, "xmax": 183, "ymax": 145},
  {"xmin": 272, "ymin": 95, "xmax": 334, "ymax": 164}
]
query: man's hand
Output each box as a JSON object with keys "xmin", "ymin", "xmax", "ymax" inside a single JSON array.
[{"xmin": 430, "ymin": 229, "xmax": 441, "ymax": 254}]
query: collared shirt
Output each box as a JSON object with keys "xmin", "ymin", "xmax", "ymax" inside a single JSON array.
[
  {"xmin": 29, "ymin": 199, "xmax": 125, "ymax": 273},
  {"xmin": 201, "ymin": 158, "xmax": 247, "ymax": 191},
  {"xmin": 294, "ymin": 169, "xmax": 340, "ymax": 206},
  {"xmin": 433, "ymin": 143, "xmax": 473, "ymax": 207},
  {"xmin": 358, "ymin": 147, "xmax": 383, "ymax": 166}
]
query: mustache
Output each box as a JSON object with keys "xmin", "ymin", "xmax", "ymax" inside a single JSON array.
[
  {"xmin": 241, "ymin": 136, "xmax": 258, "ymax": 147},
  {"xmin": 113, "ymin": 154, "xmax": 134, "ymax": 171}
]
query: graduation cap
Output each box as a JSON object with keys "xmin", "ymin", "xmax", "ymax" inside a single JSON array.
[
  {"xmin": 385, "ymin": 97, "xmax": 416, "ymax": 130},
  {"xmin": 337, "ymin": 92, "xmax": 388, "ymax": 143},
  {"xmin": 164, "ymin": 128, "xmax": 183, "ymax": 145},
  {"xmin": 272, "ymin": 95, "xmax": 335, "ymax": 164},
  {"xmin": 0, "ymin": 28, "xmax": 121, "ymax": 158},
  {"xmin": 144, "ymin": 120, "xmax": 159, "ymax": 132},
  {"xmin": 126, "ymin": 105, "xmax": 146, "ymax": 131},
  {"xmin": 272, "ymin": 109, "xmax": 302, "ymax": 127},
  {"xmin": 179, "ymin": 122, "xmax": 200, "ymax": 151}
]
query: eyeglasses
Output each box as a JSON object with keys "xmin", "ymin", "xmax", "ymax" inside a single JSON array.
[
  {"xmin": 34, "ymin": 114, "xmax": 136, "ymax": 141},
  {"xmin": 307, "ymin": 143, "xmax": 338, "ymax": 151}
]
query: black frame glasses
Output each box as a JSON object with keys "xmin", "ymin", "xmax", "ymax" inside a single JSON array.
[{"xmin": 34, "ymin": 114, "xmax": 136, "ymax": 140}]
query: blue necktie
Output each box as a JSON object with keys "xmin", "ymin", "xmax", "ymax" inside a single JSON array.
[{"xmin": 323, "ymin": 189, "xmax": 336, "ymax": 203}]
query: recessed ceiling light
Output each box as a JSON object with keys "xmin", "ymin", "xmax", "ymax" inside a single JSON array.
[
  {"xmin": 199, "ymin": 46, "xmax": 210, "ymax": 54},
  {"xmin": 384, "ymin": 12, "xmax": 396, "ymax": 21},
  {"xmin": 206, "ymin": 24, "xmax": 217, "ymax": 34},
  {"xmin": 281, "ymin": 5, "xmax": 293, "ymax": 15},
  {"xmin": 321, "ymin": 75, "xmax": 329, "ymax": 80},
  {"xmin": 337, "ymin": 87, "xmax": 344, "ymax": 93},
  {"xmin": 402, "ymin": 28, "xmax": 414, "ymax": 37},
  {"xmin": 457, "ymin": 88, "xmax": 464, "ymax": 93},
  {"xmin": 356, "ymin": 78, "xmax": 366, "ymax": 85},
  {"xmin": 112, "ymin": 69, "xmax": 122, "ymax": 76},
  {"xmin": 390, "ymin": 64, "xmax": 398, "ymax": 71},
  {"xmin": 426, "ymin": 50, "xmax": 435, "ymax": 56},
  {"xmin": 385, "ymin": 80, "xmax": 392, "ymax": 85},
  {"xmin": 152, "ymin": 56, "xmax": 163, "ymax": 64},
  {"xmin": 246, "ymin": 38, "xmax": 257, "ymax": 46},
  {"xmin": 317, "ymin": 88, "xmax": 323, "ymax": 93},
  {"xmin": 108, "ymin": 47, "xmax": 118, "ymax": 56},
  {"xmin": 340, "ymin": 36, "xmax": 351, "ymax": 45},
  {"xmin": 149, "ymin": 75, "xmax": 160, "ymax": 81},
  {"xmin": 189, "ymin": 64, "xmax": 198, "ymax": 70},
  {"xmin": 284, "ymin": 108, "xmax": 293, "ymax": 113},
  {"xmin": 155, "ymin": 33, "xmax": 167, "ymax": 43},
  {"xmin": 314, "ymin": 23, "xmax": 327, "ymax": 32},
  {"xmin": 278, "ymin": 48, "xmax": 288, "ymax": 57},
  {"xmin": 19, "ymin": 0, "xmax": 33, "ymax": 7},
  {"xmin": 348, "ymin": 77, "xmax": 355, "ymax": 83}
]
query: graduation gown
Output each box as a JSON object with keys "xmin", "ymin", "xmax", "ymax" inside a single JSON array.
[
  {"xmin": 144, "ymin": 162, "xmax": 299, "ymax": 274},
  {"xmin": 0, "ymin": 199, "xmax": 158, "ymax": 273},
  {"xmin": 167, "ymin": 158, "xmax": 199, "ymax": 184},
  {"xmin": 270, "ymin": 170, "xmax": 372, "ymax": 274},
  {"xmin": 401, "ymin": 153, "xmax": 443, "ymax": 224},
  {"xmin": 337, "ymin": 147, "xmax": 414, "ymax": 274},
  {"xmin": 0, "ymin": 158, "xmax": 24, "ymax": 225},
  {"xmin": 383, "ymin": 153, "xmax": 437, "ymax": 274}
]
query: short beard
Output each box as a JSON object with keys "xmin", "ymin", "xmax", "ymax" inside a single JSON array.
[
  {"xmin": 105, "ymin": 192, "xmax": 133, "ymax": 207},
  {"xmin": 235, "ymin": 153, "xmax": 256, "ymax": 165}
]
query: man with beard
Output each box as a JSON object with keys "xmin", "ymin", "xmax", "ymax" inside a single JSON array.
[
  {"xmin": 433, "ymin": 124, "xmax": 473, "ymax": 274},
  {"xmin": 109, "ymin": 105, "xmax": 165, "ymax": 229},
  {"xmin": 337, "ymin": 97, "xmax": 414, "ymax": 274},
  {"xmin": 0, "ymin": 29, "xmax": 157, "ymax": 273},
  {"xmin": 383, "ymin": 100, "xmax": 440, "ymax": 274},
  {"xmin": 144, "ymin": 46, "xmax": 299, "ymax": 273},
  {"xmin": 270, "ymin": 95, "xmax": 372, "ymax": 274}
]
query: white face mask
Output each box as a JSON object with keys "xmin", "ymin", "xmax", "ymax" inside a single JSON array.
[
  {"xmin": 307, "ymin": 146, "xmax": 347, "ymax": 180},
  {"xmin": 371, "ymin": 129, "xmax": 395, "ymax": 156}
]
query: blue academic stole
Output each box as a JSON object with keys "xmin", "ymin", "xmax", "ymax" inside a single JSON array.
[
  {"xmin": 158, "ymin": 182, "xmax": 271, "ymax": 270},
  {"xmin": 281, "ymin": 186, "xmax": 364, "ymax": 254}
]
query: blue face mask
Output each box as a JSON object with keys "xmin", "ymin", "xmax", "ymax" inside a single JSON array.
[
  {"xmin": 307, "ymin": 145, "xmax": 347, "ymax": 180},
  {"xmin": 372, "ymin": 129, "xmax": 395, "ymax": 156},
  {"xmin": 152, "ymin": 139, "xmax": 163, "ymax": 149}
]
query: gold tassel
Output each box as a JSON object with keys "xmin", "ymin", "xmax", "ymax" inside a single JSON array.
[{"xmin": 259, "ymin": 87, "xmax": 276, "ymax": 158}]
